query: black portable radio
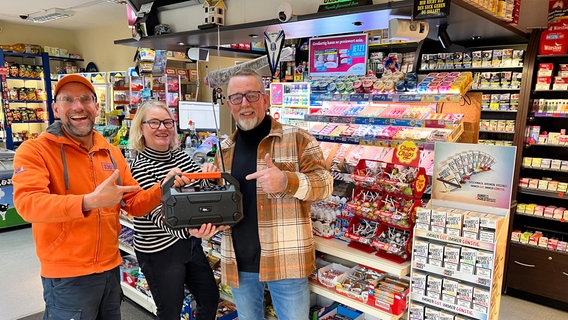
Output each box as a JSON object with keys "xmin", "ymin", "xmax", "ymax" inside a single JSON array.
[{"xmin": 161, "ymin": 172, "xmax": 243, "ymax": 228}]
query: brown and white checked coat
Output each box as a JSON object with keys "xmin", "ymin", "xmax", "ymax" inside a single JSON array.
[{"xmin": 216, "ymin": 116, "xmax": 334, "ymax": 288}]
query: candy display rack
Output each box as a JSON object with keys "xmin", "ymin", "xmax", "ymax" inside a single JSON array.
[{"xmin": 344, "ymin": 149, "xmax": 428, "ymax": 263}]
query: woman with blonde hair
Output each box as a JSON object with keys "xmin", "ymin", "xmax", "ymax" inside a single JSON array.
[{"xmin": 128, "ymin": 100, "xmax": 221, "ymax": 320}]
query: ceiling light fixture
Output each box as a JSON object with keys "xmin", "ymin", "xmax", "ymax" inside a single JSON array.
[{"xmin": 27, "ymin": 8, "xmax": 74, "ymax": 23}]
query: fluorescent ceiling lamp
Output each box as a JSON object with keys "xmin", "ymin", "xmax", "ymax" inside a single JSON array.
[{"xmin": 28, "ymin": 8, "xmax": 74, "ymax": 23}]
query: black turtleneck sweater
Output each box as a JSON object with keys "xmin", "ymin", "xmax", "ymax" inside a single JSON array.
[{"xmin": 230, "ymin": 116, "xmax": 272, "ymax": 272}]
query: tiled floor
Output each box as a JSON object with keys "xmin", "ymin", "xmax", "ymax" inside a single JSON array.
[{"xmin": 2, "ymin": 227, "xmax": 567, "ymax": 320}]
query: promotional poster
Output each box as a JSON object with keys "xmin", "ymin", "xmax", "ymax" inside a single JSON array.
[
  {"xmin": 309, "ymin": 33, "xmax": 368, "ymax": 77},
  {"xmin": 432, "ymin": 142, "xmax": 516, "ymax": 210}
]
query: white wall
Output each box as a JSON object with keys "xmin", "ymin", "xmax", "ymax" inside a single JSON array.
[
  {"xmin": 159, "ymin": 0, "xmax": 400, "ymax": 33},
  {"xmin": 0, "ymin": 21, "xmax": 136, "ymax": 72},
  {"xmin": 159, "ymin": 0, "xmax": 320, "ymax": 33}
]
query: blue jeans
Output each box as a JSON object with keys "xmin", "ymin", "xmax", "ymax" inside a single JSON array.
[
  {"xmin": 41, "ymin": 266, "xmax": 122, "ymax": 320},
  {"xmin": 230, "ymin": 272, "xmax": 310, "ymax": 320}
]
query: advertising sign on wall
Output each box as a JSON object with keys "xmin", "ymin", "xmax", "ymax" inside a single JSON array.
[
  {"xmin": 432, "ymin": 142, "xmax": 516, "ymax": 210},
  {"xmin": 413, "ymin": 0, "xmax": 450, "ymax": 20},
  {"xmin": 309, "ymin": 33, "xmax": 368, "ymax": 77}
]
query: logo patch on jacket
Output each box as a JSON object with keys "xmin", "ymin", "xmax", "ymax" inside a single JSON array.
[
  {"xmin": 101, "ymin": 163, "xmax": 115, "ymax": 171},
  {"xmin": 14, "ymin": 166, "xmax": 25, "ymax": 174}
]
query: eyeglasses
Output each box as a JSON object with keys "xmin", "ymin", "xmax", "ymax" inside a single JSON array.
[
  {"xmin": 142, "ymin": 119, "xmax": 175, "ymax": 129},
  {"xmin": 56, "ymin": 95, "xmax": 96, "ymax": 106},
  {"xmin": 227, "ymin": 91, "xmax": 265, "ymax": 105}
]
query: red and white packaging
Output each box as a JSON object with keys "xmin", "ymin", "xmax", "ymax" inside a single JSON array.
[
  {"xmin": 540, "ymin": 30, "xmax": 568, "ymax": 55},
  {"xmin": 536, "ymin": 76, "xmax": 552, "ymax": 90},
  {"xmin": 553, "ymin": 77, "xmax": 568, "ymax": 90},
  {"xmin": 538, "ymin": 63, "xmax": 555, "ymax": 77}
]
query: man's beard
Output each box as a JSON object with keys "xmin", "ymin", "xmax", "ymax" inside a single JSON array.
[
  {"xmin": 237, "ymin": 117, "xmax": 259, "ymax": 131},
  {"xmin": 63, "ymin": 118, "xmax": 95, "ymax": 138}
]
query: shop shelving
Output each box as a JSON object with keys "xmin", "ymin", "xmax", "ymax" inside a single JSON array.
[
  {"xmin": 315, "ymin": 237, "xmax": 410, "ymax": 277},
  {"xmin": 0, "ymin": 50, "xmax": 54, "ymax": 150},
  {"xmin": 118, "ymin": 219, "xmax": 158, "ymax": 315},
  {"xmin": 269, "ymin": 82, "xmax": 311, "ymax": 130},
  {"xmin": 505, "ymin": 32, "xmax": 568, "ymax": 308},
  {"xmin": 111, "ymin": 74, "xmax": 143, "ymax": 119}
]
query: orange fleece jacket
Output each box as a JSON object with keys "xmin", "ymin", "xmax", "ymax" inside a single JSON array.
[{"xmin": 12, "ymin": 122, "xmax": 161, "ymax": 278}]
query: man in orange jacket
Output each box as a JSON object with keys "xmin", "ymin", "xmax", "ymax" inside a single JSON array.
[{"xmin": 12, "ymin": 74, "xmax": 190, "ymax": 319}]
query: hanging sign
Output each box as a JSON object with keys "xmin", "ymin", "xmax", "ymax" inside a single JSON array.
[
  {"xmin": 318, "ymin": 0, "xmax": 372, "ymax": 12},
  {"xmin": 413, "ymin": 0, "xmax": 451, "ymax": 20},
  {"xmin": 393, "ymin": 141, "xmax": 420, "ymax": 167},
  {"xmin": 264, "ymin": 31, "xmax": 286, "ymax": 77}
]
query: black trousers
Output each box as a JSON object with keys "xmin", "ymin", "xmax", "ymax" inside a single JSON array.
[{"xmin": 136, "ymin": 238, "xmax": 219, "ymax": 320}]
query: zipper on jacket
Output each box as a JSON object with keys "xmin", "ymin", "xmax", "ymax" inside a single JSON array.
[{"xmin": 90, "ymin": 152, "xmax": 101, "ymax": 265}]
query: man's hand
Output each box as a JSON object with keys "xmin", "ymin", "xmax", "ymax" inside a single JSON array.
[
  {"xmin": 163, "ymin": 168, "xmax": 191, "ymax": 188},
  {"xmin": 245, "ymin": 153, "xmax": 287, "ymax": 193},
  {"xmin": 187, "ymin": 223, "xmax": 230, "ymax": 239},
  {"xmin": 201, "ymin": 163, "xmax": 220, "ymax": 173},
  {"xmin": 83, "ymin": 170, "xmax": 141, "ymax": 211}
]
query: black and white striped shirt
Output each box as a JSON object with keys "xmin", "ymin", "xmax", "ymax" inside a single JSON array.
[{"xmin": 129, "ymin": 147, "xmax": 201, "ymax": 253}]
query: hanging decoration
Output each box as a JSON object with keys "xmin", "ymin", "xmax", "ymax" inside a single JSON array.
[
  {"xmin": 264, "ymin": 30, "xmax": 286, "ymax": 77},
  {"xmin": 204, "ymin": 47, "xmax": 293, "ymax": 88}
]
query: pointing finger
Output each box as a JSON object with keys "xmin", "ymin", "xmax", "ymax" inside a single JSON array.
[
  {"xmin": 116, "ymin": 185, "xmax": 142, "ymax": 194},
  {"xmin": 101, "ymin": 170, "xmax": 120, "ymax": 187},
  {"xmin": 245, "ymin": 171, "xmax": 262, "ymax": 180}
]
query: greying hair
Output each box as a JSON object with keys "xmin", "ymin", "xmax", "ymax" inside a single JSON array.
[
  {"xmin": 227, "ymin": 69, "xmax": 265, "ymax": 94},
  {"xmin": 128, "ymin": 100, "xmax": 178, "ymax": 151}
]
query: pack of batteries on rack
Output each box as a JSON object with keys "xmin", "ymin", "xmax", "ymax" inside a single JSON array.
[{"xmin": 161, "ymin": 172, "xmax": 244, "ymax": 228}]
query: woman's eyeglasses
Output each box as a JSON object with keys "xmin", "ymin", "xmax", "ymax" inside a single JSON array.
[{"xmin": 142, "ymin": 119, "xmax": 175, "ymax": 129}]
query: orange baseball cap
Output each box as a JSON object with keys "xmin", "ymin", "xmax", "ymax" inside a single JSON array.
[{"xmin": 53, "ymin": 74, "xmax": 96, "ymax": 98}]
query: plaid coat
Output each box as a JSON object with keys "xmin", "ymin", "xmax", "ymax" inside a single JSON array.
[{"xmin": 216, "ymin": 117, "xmax": 334, "ymax": 287}]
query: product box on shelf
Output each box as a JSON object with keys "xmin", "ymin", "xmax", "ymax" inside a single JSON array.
[
  {"xmin": 335, "ymin": 264, "xmax": 385, "ymax": 303},
  {"xmin": 215, "ymin": 300, "xmax": 238, "ymax": 320},
  {"xmin": 317, "ymin": 263, "xmax": 351, "ymax": 288},
  {"xmin": 122, "ymin": 267, "xmax": 139, "ymax": 288},
  {"xmin": 368, "ymin": 276, "xmax": 410, "ymax": 316},
  {"xmin": 313, "ymin": 303, "xmax": 364, "ymax": 320}
]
